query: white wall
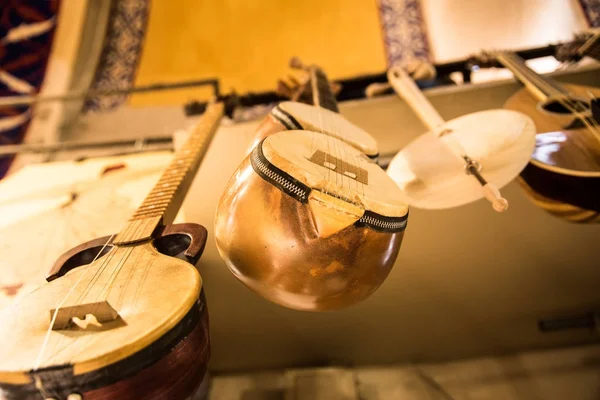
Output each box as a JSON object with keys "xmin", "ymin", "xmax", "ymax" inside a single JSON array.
[{"xmin": 421, "ymin": 0, "xmax": 589, "ymax": 63}]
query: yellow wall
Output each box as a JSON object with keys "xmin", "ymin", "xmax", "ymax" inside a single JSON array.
[{"xmin": 131, "ymin": 0, "xmax": 387, "ymax": 106}]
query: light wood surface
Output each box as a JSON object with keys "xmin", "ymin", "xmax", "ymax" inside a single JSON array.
[
  {"xmin": 278, "ymin": 101, "xmax": 379, "ymax": 156},
  {"xmin": 262, "ymin": 131, "xmax": 408, "ymax": 218},
  {"xmin": 0, "ymin": 152, "xmax": 176, "ymax": 310},
  {"xmin": 114, "ymin": 103, "xmax": 223, "ymax": 244},
  {"xmin": 0, "ymin": 106, "xmax": 223, "ymax": 391},
  {"xmin": 387, "ymin": 66, "xmax": 446, "ymax": 131},
  {"xmin": 307, "ymin": 190, "xmax": 363, "ymax": 238},
  {"xmin": 0, "ymin": 242, "xmax": 201, "ymax": 383}
]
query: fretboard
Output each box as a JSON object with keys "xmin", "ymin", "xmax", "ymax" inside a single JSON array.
[
  {"xmin": 497, "ymin": 52, "xmax": 568, "ymax": 101},
  {"xmin": 114, "ymin": 102, "xmax": 224, "ymax": 245},
  {"xmin": 310, "ymin": 67, "xmax": 339, "ymax": 113}
]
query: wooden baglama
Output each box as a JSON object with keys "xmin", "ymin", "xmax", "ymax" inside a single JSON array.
[
  {"xmin": 0, "ymin": 152, "xmax": 177, "ymax": 310},
  {"xmin": 215, "ymin": 62, "xmax": 409, "ymax": 311},
  {"xmin": 0, "ymin": 103, "xmax": 223, "ymax": 400},
  {"xmin": 474, "ymin": 50, "xmax": 600, "ymax": 222}
]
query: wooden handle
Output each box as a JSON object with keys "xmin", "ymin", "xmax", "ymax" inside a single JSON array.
[{"xmin": 387, "ymin": 66, "xmax": 445, "ymax": 131}]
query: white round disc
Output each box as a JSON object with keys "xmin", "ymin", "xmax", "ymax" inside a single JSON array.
[{"xmin": 387, "ymin": 109, "xmax": 536, "ymax": 209}]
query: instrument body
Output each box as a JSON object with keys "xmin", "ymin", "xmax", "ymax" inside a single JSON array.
[
  {"xmin": 493, "ymin": 51, "xmax": 600, "ymax": 222},
  {"xmin": 216, "ymin": 130, "xmax": 407, "ymax": 311},
  {"xmin": 0, "ymin": 227, "xmax": 209, "ymax": 400},
  {"xmin": 387, "ymin": 109, "xmax": 536, "ymax": 209},
  {"xmin": 247, "ymin": 101, "xmax": 379, "ymax": 158},
  {"xmin": 0, "ymin": 152, "xmax": 176, "ymax": 309},
  {"xmin": 247, "ymin": 65, "xmax": 379, "ymax": 158},
  {"xmin": 386, "ymin": 65, "xmax": 535, "ymax": 210},
  {"xmin": 216, "ymin": 64, "xmax": 408, "ymax": 311},
  {"xmin": 0, "ymin": 103, "xmax": 224, "ymax": 399}
]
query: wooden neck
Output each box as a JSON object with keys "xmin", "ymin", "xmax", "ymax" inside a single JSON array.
[
  {"xmin": 578, "ymin": 31, "xmax": 600, "ymax": 61},
  {"xmin": 114, "ymin": 102, "xmax": 224, "ymax": 245},
  {"xmin": 387, "ymin": 66, "xmax": 445, "ymax": 131},
  {"xmin": 310, "ymin": 67, "xmax": 339, "ymax": 113},
  {"xmin": 496, "ymin": 51, "xmax": 567, "ymax": 101}
]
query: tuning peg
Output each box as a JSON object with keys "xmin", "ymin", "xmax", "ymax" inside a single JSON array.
[
  {"xmin": 365, "ymin": 82, "xmax": 392, "ymax": 98},
  {"xmin": 289, "ymin": 57, "xmax": 308, "ymax": 70},
  {"xmin": 403, "ymin": 60, "xmax": 437, "ymax": 80},
  {"xmin": 275, "ymin": 80, "xmax": 294, "ymax": 98}
]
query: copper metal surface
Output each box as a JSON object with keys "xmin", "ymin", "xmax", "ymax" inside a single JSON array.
[
  {"xmin": 215, "ymin": 157, "xmax": 404, "ymax": 311},
  {"xmin": 246, "ymin": 114, "xmax": 287, "ymax": 155}
]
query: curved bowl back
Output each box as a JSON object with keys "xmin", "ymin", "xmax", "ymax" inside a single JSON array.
[{"xmin": 215, "ymin": 157, "xmax": 404, "ymax": 311}]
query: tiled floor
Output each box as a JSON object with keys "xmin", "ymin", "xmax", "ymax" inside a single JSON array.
[{"xmin": 207, "ymin": 344, "xmax": 600, "ymax": 399}]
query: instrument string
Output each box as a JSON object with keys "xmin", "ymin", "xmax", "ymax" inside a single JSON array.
[
  {"xmin": 36, "ymin": 212, "xmax": 157, "ymax": 380},
  {"xmin": 328, "ymin": 73, "xmax": 353, "ymax": 195},
  {"xmin": 34, "ymin": 233, "xmax": 117, "ymax": 371},
  {"xmin": 316, "ymin": 67, "xmax": 364, "ymax": 198},
  {"xmin": 56, "ymin": 112, "xmax": 218, "ymax": 359},
  {"xmin": 301, "ymin": 68, "xmax": 329, "ymax": 186},
  {"xmin": 503, "ymin": 53, "xmax": 600, "ymax": 143},
  {"xmin": 311, "ymin": 67, "xmax": 333, "ymax": 192},
  {"xmin": 29, "ymin": 128, "xmax": 215, "ymax": 396},
  {"xmin": 32, "ymin": 188, "xmax": 128, "ymax": 371},
  {"xmin": 33, "ymin": 177, "xmax": 165, "ymax": 378}
]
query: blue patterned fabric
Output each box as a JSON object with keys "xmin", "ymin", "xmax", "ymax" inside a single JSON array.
[
  {"xmin": 579, "ymin": 0, "xmax": 600, "ymax": 27},
  {"xmin": 0, "ymin": 0, "xmax": 59, "ymax": 177},
  {"xmin": 377, "ymin": 0, "xmax": 430, "ymax": 67},
  {"xmin": 84, "ymin": 0, "xmax": 151, "ymax": 112}
]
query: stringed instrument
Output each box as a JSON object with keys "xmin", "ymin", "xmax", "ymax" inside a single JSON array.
[
  {"xmin": 385, "ymin": 65, "xmax": 536, "ymax": 211},
  {"xmin": 554, "ymin": 29, "xmax": 600, "ymax": 64},
  {"xmin": 247, "ymin": 58, "xmax": 379, "ymax": 159},
  {"xmin": 0, "ymin": 103, "xmax": 223, "ymax": 400},
  {"xmin": 0, "ymin": 152, "xmax": 177, "ymax": 310},
  {"xmin": 473, "ymin": 50, "xmax": 600, "ymax": 222},
  {"xmin": 215, "ymin": 63, "xmax": 409, "ymax": 311}
]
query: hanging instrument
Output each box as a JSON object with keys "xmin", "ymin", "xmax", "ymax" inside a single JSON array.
[
  {"xmin": 247, "ymin": 58, "xmax": 379, "ymax": 158},
  {"xmin": 554, "ymin": 29, "xmax": 600, "ymax": 63},
  {"xmin": 215, "ymin": 62, "xmax": 409, "ymax": 311},
  {"xmin": 386, "ymin": 65, "xmax": 536, "ymax": 211},
  {"xmin": 0, "ymin": 152, "xmax": 179, "ymax": 310},
  {"xmin": 0, "ymin": 102, "xmax": 223, "ymax": 400},
  {"xmin": 473, "ymin": 50, "xmax": 600, "ymax": 222}
]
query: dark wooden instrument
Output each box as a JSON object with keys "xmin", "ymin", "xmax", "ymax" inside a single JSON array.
[
  {"xmin": 0, "ymin": 103, "xmax": 223, "ymax": 400},
  {"xmin": 215, "ymin": 63, "xmax": 409, "ymax": 312},
  {"xmin": 474, "ymin": 51, "xmax": 600, "ymax": 222},
  {"xmin": 554, "ymin": 30, "xmax": 600, "ymax": 63}
]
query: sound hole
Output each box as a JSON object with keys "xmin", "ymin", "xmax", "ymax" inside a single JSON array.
[
  {"xmin": 154, "ymin": 233, "xmax": 192, "ymax": 260},
  {"xmin": 58, "ymin": 245, "xmax": 113, "ymax": 278},
  {"xmin": 541, "ymin": 98, "xmax": 589, "ymax": 115}
]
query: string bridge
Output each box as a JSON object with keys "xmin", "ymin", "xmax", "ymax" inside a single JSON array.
[
  {"xmin": 308, "ymin": 150, "xmax": 369, "ymax": 184},
  {"xmin": 50, "ymin": 301, "xmax": 119, "ymax": 330}
]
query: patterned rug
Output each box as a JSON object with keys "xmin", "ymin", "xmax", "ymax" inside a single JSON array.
[{"xmin": 0, "ymin": 0, "xmax": 60, "ymax": 177}]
